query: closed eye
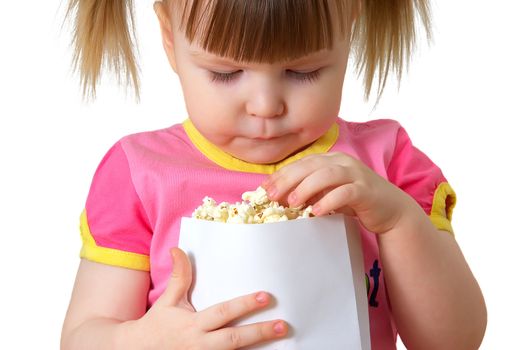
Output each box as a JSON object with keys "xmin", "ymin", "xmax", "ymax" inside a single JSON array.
[
  {"xmin": 286, "ymin": 69, "xmax": 321, "ymax": 83},
  {"xmin": 209, "ymin": 70, "xmax": 242, "ymax": 84},
  {"xmin": 209, "ymin": 69, "xmax": 322, "ymax": 84}
]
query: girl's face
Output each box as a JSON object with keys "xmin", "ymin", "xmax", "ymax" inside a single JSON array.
[{"xmin": 160, "ymin": 15, "xmax": 351, "ymax": 164}]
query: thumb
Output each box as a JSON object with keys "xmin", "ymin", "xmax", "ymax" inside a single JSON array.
[{"xmin": 156, "ymin": 247, "xmax": 194, "ymax": 308}]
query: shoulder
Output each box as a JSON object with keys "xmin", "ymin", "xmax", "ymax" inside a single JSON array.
[
  {"xmin": 89, "ymin": 123, "xmax": 195, "ymax": 185},
  {"xmin": 338, "ymin": 117, "xmax": 436, "ymax": 172},
  {"xmin": 334, "ymin": 118, "xmax": 405, "ymax": 166},
  {"xmin": 105, "ymin": 123, "xmax": 205, "ymax": 168},
  {"xmin": 118, "ymin": 123, "xmax": 189, "ymax": 156},
  {"xmin": 337, "ymin": 117, "xmax": 404, "ymax": 147},
  {"xmin": 338, "ymin": 118, "xmax": 402, "ymax": 136}
]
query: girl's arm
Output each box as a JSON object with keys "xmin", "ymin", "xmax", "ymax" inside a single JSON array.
[
  {"xmin": 379, "ymin": 197, "xmax": 487, "ymax": 349},
  {"xmin": 61, "ymin": 260, "xmax": 150, "ymax": 349}
]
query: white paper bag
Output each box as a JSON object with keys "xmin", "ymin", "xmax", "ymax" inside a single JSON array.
[{"xmin": 179, "ymin": 214, "xmax": 370, "ymax": 350}]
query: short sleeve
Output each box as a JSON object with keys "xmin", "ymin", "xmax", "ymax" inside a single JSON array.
[
  {"xmin": 80, "ymin": 142, "xmax": 152, "ymax": 271},
  {"xmin": 387, "ymin": 127, "xmax": 456, "ymax": 234}
]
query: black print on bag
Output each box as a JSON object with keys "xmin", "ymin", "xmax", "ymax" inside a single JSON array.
[{"xmin": 365, "ymin": 259, "xmax": 381, "ymax": 308}]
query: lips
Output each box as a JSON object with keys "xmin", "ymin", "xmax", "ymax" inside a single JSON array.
[
  {"xmin": 243, "ymin": 119, "xmax": 287, "ymax": 141},
  {"xmin": 253, "ymin": 135, "xmax": 281, "ymax": 140}
]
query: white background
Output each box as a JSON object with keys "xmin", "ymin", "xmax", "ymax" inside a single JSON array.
[{"xmin": 0, "ymin": 0, "xmax": 528, "ymax": 348}]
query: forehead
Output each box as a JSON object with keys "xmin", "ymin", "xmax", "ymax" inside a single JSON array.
[
  {"xmin": 186, "ymin": 41, "xmax": 344, "ymax": 67},
  {"xmin": 170, "ymin": 0, "xmax": 354, "ymax": 64}
]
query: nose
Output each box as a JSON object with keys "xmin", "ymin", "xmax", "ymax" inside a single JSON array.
[{"xmin": 245, "ymin": 85, "xmax": 285, "ymax": 118}]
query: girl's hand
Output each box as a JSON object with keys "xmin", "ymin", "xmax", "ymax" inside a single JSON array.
[
  {"xmin": 262, "ymin": 152, "xmax": 416, "ymax": 234},
  {"xmin": 134, "ymin": 248, "xmax": 288, "ymax": 349}
]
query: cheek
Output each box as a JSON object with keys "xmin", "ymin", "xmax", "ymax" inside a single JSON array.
[
  {"xmin": 184, "ymin": 82, "xmax": 221, "ymax": 123},
  {"xmin": 294, "ymin": 85, "xmax": 341, "ymax": 121},
  {"xmin": 185, "ymin": 81, "xmax": 212, "ymax": 114},
  {"xmin": 289, "ymin": 85, "xmax": 341, "ymax": 139},
  {"xmin": 184, "ymin": 86, "xmax": 240, "ymax": 144}
]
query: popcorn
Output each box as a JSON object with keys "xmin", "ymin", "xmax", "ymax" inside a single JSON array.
[
  {"xmin": 192, "ymin": 186, "xmax": 314, "ymax": 224},
  {"xmin": 242, "ymin": 186, "xmax": 270, "ymax": 206}
]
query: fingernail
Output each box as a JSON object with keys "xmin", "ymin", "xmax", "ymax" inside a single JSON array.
[
  {"xmin": 261, "ymin": 178, "xmax": 270, "ymax": 188},
  {"xmin": 267, "ymin": 186, "xmax": 277, "ymax": 199},
  {"xmin": 256, "ymin": 292, "xmax": 268, "ymax": 303},
  {"xmin": 273, "ymin": 321, "xmax": 286, "ymax": 334},
  {"xmin": 312, "ymin": 204, "xmax": 321, "ymax": 215},
  {"xmin": 288, "ymin": 192, "xmax": 297, "ymax": 206}
]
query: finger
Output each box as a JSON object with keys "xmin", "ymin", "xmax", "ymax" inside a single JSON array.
[
  {"xmin": 204, "ymin": 320, "xmax": 288, "ymax": 350},
  {"xmin": 156, "ymin": 248, "xmax": 193, "ymax": 308},
  {"xmin": 312, "ymin": 183, "xmax": 366, "ymax": 216},
  {"xmin": 262, "ymin": 155, "xmax": 326, "ymax": 202},
  {"xmin": 287, "ymin": 164, "xmax": 353, "ymax": 207},
  {"xmin": 196, "ymin": 291, "xmax": 272, "ymax": 331}
]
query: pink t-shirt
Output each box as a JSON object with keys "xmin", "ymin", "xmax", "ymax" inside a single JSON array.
[{"xmin": 80, "ymin": 117, "xmax": 455, "ymax": 349}]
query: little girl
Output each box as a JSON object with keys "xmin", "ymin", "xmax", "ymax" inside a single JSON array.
[{"xmin": 61, "ymin": 1, "xmax": 487, "ymax": 349}]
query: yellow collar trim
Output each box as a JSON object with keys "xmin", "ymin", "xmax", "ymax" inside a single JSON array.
[{"xmin": 183, "ymin": 119, "xmax": 339, "ymax": 174}]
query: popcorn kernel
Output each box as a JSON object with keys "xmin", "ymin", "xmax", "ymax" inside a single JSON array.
[{"xmin": 192, "ymin": 186, "xmax": 313, "ymax": 224}]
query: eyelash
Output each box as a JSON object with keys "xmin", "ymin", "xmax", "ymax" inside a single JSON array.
[
  {"xmin": 209, "ymin": 69, "xmax": 321, "ymax": 84},
  {"xmin": 210, "ymin": 70, "xmax": 242, "ymax": 83},
  {"xmin": 287, "ymin": 70, "xmax": 321, "ymax": 83}
]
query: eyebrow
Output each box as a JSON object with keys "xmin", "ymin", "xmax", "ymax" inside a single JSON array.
[
  {"xmin": 189, "ymin": 50, "xmax": 236, "ymax": 65},
  {"xmin": 189, "ymin": 49, "xmax": 331, "ymax": 66}
]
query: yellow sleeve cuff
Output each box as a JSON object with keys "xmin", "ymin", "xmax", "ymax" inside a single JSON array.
[
  {"xmin": 79, "ymin": 210, "xmax": 150, "ymax": 271},
  {"xmin": 429, "ymin": 182, "xmax": 457, "ymax": 235}
]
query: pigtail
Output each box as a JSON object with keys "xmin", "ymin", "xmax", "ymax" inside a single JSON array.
[
  {"xmin": 351, "ymin": 0, "xmax": 432, "ymax": 101},
  {"xmin": 64, "ymin": 0, "xmax": 140, "ymax": 101}
]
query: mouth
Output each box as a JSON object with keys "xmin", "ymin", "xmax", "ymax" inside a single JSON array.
[
  {"xmin": 251, "ymin": 134, "xmax": 288, "ymax": 141},
  {"xmin": 253, "ymin": 136, "xmax": 279, "ymax": 140},
  {"xmin": 251, "ymin": 133, "xmax": 288, "ymax": 141}
]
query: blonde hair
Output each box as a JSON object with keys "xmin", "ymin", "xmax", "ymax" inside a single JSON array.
[
  {"xmin": 64, "ymin": 0, "xmax": 140, "ymax": 101},
  {"xmin": 64, "ymin": 0, "xmax": 431, "ymax": 102}
]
